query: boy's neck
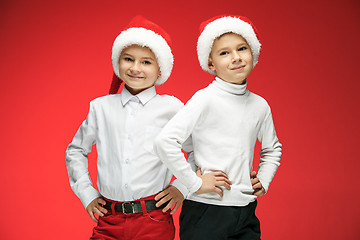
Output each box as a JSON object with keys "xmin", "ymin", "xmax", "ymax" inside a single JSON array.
[
  {"xmin": 125, "ymin": 84, "xmax": 153, "ymax": 96},
  {"xmin": 214, "ymin": 77, "xmax": 248, "ymax": 95}
]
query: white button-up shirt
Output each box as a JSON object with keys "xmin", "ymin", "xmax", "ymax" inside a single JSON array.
[{"xmin": 66, "ymin": 86, "xmax": 190, "ymax": 208}]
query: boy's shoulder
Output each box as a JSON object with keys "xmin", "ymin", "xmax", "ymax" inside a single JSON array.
[
  {"xmin": 189, "ymin": 87, "xmax": 211, "ymax": 101},
  {"xmin": 89, "ymin": 94, "xmax": 121, "ymax": 108},
  {"xmin": 154, "ymin": 94, "xmax": 184, "ymax": 107},
  {"xmin": 248, "ymin": 91, "xmax": 272, "ymax": 112},
  {"xmin": 91, "ymin": 94, "xmax": 119, "ymax": 102},
  {"xmin": 182, "ymin": 87, "xmax": 214, "ymax": 109},
  {"xmin": 249, "ymin": 91, "xmax": 268, "ymax": 103}
]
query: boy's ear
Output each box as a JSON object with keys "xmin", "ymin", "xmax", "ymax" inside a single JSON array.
[{"xmin": 208, "ymin": 58, "xmax": 216, "ymax": 71}]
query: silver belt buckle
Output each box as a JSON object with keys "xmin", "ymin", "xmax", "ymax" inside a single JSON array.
[{"xmin": 122, "ymin": 202, "xmax": 135, "ymax": 214}]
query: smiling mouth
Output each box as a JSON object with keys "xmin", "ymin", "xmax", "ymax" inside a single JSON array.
[
  {"xmin": 127, "ymin": 74, "xmax": 144, "ymax": 79},
  {"xmin": 231, "ymin": 65, "xmax": 245, "ymax": 71}
]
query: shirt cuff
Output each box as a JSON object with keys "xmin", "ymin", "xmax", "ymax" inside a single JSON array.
[
  {"xmin": 79, "ymin": 186, "xmax": 102, "ymax": 208},
  {"xmin": 188, "ymin": 176, "xmax": 203, "ymax": 193}
]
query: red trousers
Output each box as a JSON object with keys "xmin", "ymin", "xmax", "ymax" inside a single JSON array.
[{"xmin": 90, "ymin": 194, "xmax": 175, "ymax": 240}]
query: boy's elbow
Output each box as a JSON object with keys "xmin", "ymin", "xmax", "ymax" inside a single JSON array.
[
  {"xmin": 153, "ymin": 133, "xmax": 167, "ymax": 155},
  {"xmin": 154, "ymin": 131, "xmax": 182, "ymax": 157}
]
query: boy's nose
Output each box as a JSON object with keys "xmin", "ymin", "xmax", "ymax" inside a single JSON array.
[
  {"xmin": 130, "ymin": 61, "xmax": 141, "ymax": 73},
  {"xmin": 232, "ymin": 51, "xmax": 241, "ymax": 62}
]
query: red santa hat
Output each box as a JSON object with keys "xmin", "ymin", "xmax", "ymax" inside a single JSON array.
[
  {"xmin": 109, "ymin": 15, "xmax": 174, "ymax": 94},
  {"xmin": 197, "ymin": 15, "xmax": 261, "ymax": 76}
]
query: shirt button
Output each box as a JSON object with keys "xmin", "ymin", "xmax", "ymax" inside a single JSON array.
[
  {"xmin": 125, "ymin": 159, "xmax": 129, "ymax": 164},
  {"xmin": 124, "ymin": 184, "xmax": 128, "ymax": 188}
]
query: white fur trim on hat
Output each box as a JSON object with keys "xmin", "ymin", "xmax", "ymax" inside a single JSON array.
[
  {"xmin": 197, "ymin": 16, "xmax": 261, "ymax": 75},
  {"xmin": 112, "ymin": 27, "xmax": 173, "ymax": 85}
]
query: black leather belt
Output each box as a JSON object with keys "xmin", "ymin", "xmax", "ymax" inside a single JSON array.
[{"xmin": 103, "ymin": 199, "xmax": 166, "ymax": 214}]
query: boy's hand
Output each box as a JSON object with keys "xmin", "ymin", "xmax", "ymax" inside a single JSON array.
[
  {"xmin": 195, "ymin": 169, "xmax": 232, "ymax": 197},
  {"xmin": 86, "ymin": 197, "xmax": 108, "ymax": 223},
  {"xmin": 250, "ymin": 171, "xmax": 266, "ymax": 197},
  {"xmin": 155, "ymin": 185, "xmax": 184, "ymax": 215}
]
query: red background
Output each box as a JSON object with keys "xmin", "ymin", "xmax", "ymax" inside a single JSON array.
[{"xmin": 1, "ymin": 0, "xmax": 359, "ymax": 239}]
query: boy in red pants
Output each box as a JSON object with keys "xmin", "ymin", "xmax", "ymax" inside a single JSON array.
[{"xmin": 66, "ymin": 15, "xmax": 223, "ymax": 239}]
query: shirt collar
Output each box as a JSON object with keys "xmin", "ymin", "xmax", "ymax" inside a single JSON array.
[
  {"xmin": 213, "ymin": 77, "xmax": 248, "ymax": 95},
  {"xmin": 121, "ymin": 86, "xmax": 157, "ymax": 106}
]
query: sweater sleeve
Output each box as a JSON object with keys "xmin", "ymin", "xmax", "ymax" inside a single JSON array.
[
  {"xmin": 168, "ymin": 134, "xmax": 196, "ymax": 197},
  {"xmin": 256, "ymin": 108, "xmax": 282, "ymax": 192},
  {"xmin": 154, "ymin": 92, "xmax": 204, "ymax": 193},
  {"xmin": 65, "ymin": 101, "xmax": 101, "ymax": 208}
]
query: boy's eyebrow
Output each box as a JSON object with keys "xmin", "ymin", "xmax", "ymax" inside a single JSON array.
[
  {"xmin": 215, "ymin": 42, "xmax": 249, "ymax": 52},
  {"xmin": 141, "ymin": 56, "xmax": 156, "ymax": 62},
  {"xmin": 238, "ymin": 42, "xmax": 249, "ymax": 47},
  {"xmin": 121, "ymin": 53, "xmax": 155, "ymax": 61},
  {"xmin": 214, "ymin": 47, "xmax": 229, "ymax": 53},
  {"xmin": 121, "ymin": 53, "xmax": 133, "ymax": 57}
]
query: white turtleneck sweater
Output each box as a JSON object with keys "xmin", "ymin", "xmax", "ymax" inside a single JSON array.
[{"xmin": 154, "ymin": 77, "xmax": 282, "ymax": 206}]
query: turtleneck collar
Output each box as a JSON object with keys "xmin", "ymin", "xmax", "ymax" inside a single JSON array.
[{"xmin": 212, "ymin": 77, "xmax": 248, "ymax": 95}]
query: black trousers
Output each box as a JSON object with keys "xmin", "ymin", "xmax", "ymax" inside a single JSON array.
[{"xmin": 179, "ymin": 200, "xmax": 261, "ymax": 240}]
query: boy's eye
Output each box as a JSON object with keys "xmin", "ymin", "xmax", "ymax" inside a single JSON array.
[
  {"xmin": 219, "ymin": 51, "xmax": 228, "ymax": 56},
  {"xmin": 124, "ymin": 57, "xmax": 133, "ymax": 62},
  {"xmin": 238, "ymin": 47, "xmax": 247, "ymax": 51},
  {"xmin": 143, "ymin": 60, "xmax": 152, "ymax": 65}
]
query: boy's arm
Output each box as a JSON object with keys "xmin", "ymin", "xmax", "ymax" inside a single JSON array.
[
  {"xmin": 154, "ymin": 93, "xmax": 203, "ymax": 193},
  {"xmin": 154, "ymin": 92, "xmax": 231, "ymax": 196},
  {"xmin": 183, "ymin": 135, "xmax": 198, "ymax": 172},
  {"xmin": 154, "ymin": 135, "xmax": 195, "ymax": 214},
  {"xmin": 65, "ymin": 101, "xmax": 101, "ymax": 209},
  {"xmin": 166, "ymin": 135, "xmax": 195, "ymax": 198},
  {"xmin": 256, "ymin": 110, "xmax": 282, "ymax": 193}
]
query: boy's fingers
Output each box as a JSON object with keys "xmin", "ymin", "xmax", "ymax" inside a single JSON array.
[
  {"xmin": 89, "ymin": 211, "xmax": 98, "ymax": 223},
  {"xmin": 98, "ymin": 198, "xmax": 106, "ymax": 205},
  {"xmin": 214, "ymin": 187, "xmax": 223, "ymax": 197},
  {"xmin": 251, "ymin": 178, "xmax": 259, "ymax": 185},
  {"xmin": 196, "ymin": 169, "xmax": 202, "ymax": 177},
  {"xmin": 155, "ymin": 191, "xmax": 166, "ymax": 201},
  {"xmin": 170, "ymin": 202, "xmax": 181, "ymax": 215},
  {"xmin": 250, "ymin": 171, "xmax": 257, "ymax": 179},
  {"xmin": 215, "ymin": 181, "xmax": 231, "ymax": 190},
  {"xmin": 156, "ymin": 194, "xmax": 171, "ymax": 207},
  {"xmin": 212, "ymin": 171, "xmax": 228, "ymax": 178},
  {"xmin": 254, "ymin": 189, "xmax": 265, "ymax": 197},
  {"xmin": 162, "ymin": 200, "xmax": 174, "ymax": 213},
  {"xmin": 252, "ymin": 182, "xmax": 262, "ymax": 190},
  {"xmin": 94, "ymin": 207, "xmax": 104, "ymax": 218},
  {"xmin": 224, "ymin": 177, "xmax": 232, "ymax": 185},
  {"xmin": 215, "ymin": 176, "xmax": 232, "ymax": 185},
  {"xmin": 98, "ymin": 205, "xmax": 108, "ymax": 214}
]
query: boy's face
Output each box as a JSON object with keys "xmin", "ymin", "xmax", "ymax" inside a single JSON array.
[
  {"xmin": 208, "ymin": 33, "xmax": 253, "ymax": 85},
  {"xmin": 119, "ymin": 45, "xmax": 160, "ymax": 95}
]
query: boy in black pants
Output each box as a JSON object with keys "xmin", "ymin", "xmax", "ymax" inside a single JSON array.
[{"xmin": 155, "ymin": 15, "xmax": 282, "ymax": 239}]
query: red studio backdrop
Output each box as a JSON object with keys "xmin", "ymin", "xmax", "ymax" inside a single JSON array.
[{"xmin": 0, "ymin": 0, "xmax": 359, "ymax": 239}]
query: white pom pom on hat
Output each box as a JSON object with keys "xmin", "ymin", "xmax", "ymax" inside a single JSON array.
[
  {"xmin": 110, "ymin": 15, "xmax": 173, "ymax": 93},
  {"xmin": 197, "ymin": 15, "xmax": 261, "ymax": 76}
]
